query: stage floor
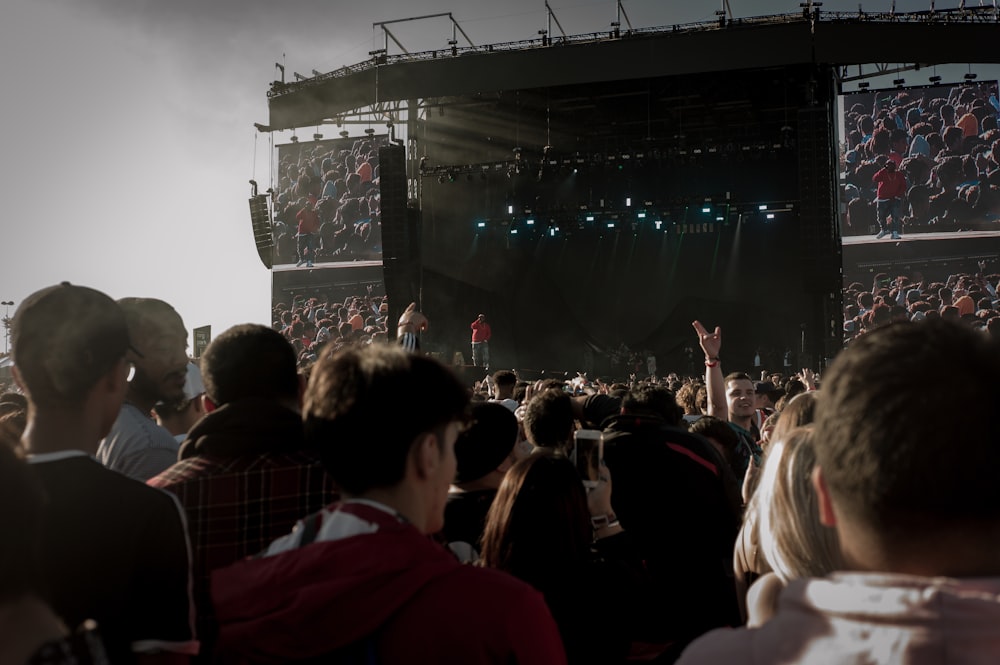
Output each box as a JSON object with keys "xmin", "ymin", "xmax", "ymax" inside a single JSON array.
[{"xmin": 842, "ymin": 230, "xmax": 1000, "ymax": 246}]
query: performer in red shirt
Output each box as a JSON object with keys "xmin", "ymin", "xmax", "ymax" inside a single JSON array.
[
  {"xmin": 872, "ymin": 159, "xmax": 907, "ymax": 240},
  {"xmin": 471, "ymin": 314, "xmax": 492, "ymax": 370}
]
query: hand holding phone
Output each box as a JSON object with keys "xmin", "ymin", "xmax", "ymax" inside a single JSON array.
[{"xmin": 572, "ymin": 429, "xmax": 603, "ymax": 490}]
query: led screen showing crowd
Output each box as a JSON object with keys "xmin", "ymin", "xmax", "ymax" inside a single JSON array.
[
  {"xmin": 837, "ymin": 79, "xmax": 1000, "ymax": 238},
  {"xmin": 273, "ymin": 135, "xmax": 388, "ymax": 267},
  {"xmin": 271, "ymin": 264, "xmax": 389, "ymax": 367}
]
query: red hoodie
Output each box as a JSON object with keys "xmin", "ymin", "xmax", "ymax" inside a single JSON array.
[
  {"xmin": 211, "ymin": 502, "xmax": 566, "ymax": 665},
  {"xmin": 872, "ymin": 166, "xmax": 907, "ymax": 200}
]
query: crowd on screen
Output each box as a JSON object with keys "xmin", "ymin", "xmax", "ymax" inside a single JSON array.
[
  {"xmin": 271, "ymin": 137, "xmax": 385, "ymax": 265},
  {"xmin": 4, "ymin": 281, "xmax": 1000, "ymax": 665},
  {"xmin": 840, "ymin": 81, "xmax": 1000, "ymax": 235},
  {"xmin": 272, "ymin": 287, "xmax": 389, "ymax": 365},
  {"xmin": 842, "ymin": 263, "xmax": 1000, "ymax": 343}
]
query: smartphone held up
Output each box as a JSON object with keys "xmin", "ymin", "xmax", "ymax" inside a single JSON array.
[{"xmin": 572, "ymin": 429, "xmax": 603, "ymax": 490}]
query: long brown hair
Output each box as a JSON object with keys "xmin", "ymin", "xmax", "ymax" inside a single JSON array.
[{"xmin": 479, "ymin": 449, "xmax": 592, "ymax": 590}]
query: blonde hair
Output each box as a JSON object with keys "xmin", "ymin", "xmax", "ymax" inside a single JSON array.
[{"xmin": 749, "ymin": 426, "xmax": 842, "ymax": 582}]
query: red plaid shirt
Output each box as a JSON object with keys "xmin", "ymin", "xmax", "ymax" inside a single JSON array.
[{"xmin": 149, "ymin": 451, "xmax": 338, "ymax": 647}]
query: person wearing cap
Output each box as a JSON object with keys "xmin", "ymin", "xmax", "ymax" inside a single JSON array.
[
  {"xmin": 97, "ymin": 297, "xmax": 190, "ymax": 482},
  {"xmin": 210, "ymin": 345, "xmax": 566, "ymax": 664},
  {"xmin": 471, "ymin": 313, "xmax": 492, "ymax": 370},
  {"xmin": 438, "ymin": 401, "xmax": 519, "ymax": 562},
  {"xmin": 148, "ymin": 324, "xmax": 337, "ymax": 661},
  {"xmin": 153, "ymin": 361, "xmax": 207, "ymax": 443},
  {"xmin": 753, "ymin": 380, "xmax": 782, "ymax": 430},
  {"xmin": 12, "ymin": 283, "xmax": 198, "ymax": 665}
]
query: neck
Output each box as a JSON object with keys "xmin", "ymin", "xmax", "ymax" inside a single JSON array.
[
  {"xmin": 352, "ymin": 485, "xmax": 430, "ymax": 533},
  {"xmin": 22, "ymin": 406, "xmax": 106, "ymax": 456},
  {"xmin": 840, "ymin": 517, "xmax": 1000, "ymax": 578},
  {"xmin": 125, "ymin": 388, "xmax": 156, "ymax": 416},
  {"xmin": 731, "ymin": 414, "xmax": 753, "ymax": 430}
]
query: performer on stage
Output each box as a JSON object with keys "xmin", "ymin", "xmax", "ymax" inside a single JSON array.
[
  {"xmin": 397, "ymin": 302, "xmax": 428, "ymax": 353},
  {"xmin": 471, "ymin": 314, "xmax": 492, "ymax": 370}
]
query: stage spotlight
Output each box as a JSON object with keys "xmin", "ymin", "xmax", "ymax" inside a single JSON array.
[
  {"xmin": 965, "ymin": 72, "xmax": 978, "ymax": 81},
  {"xmin": 508, "ymin": 204, "xmax": 514, "ymax": 214},
  {"xmin": 654, "ymin": 220, "xmax": 663, "ymax": 230},
  {"xmin": 477, "ymin": 221, "xmax": 486, "ymax": 228},
  {"xmin": 438, "ymin": 175, "xmax": 446, "ymax": 184},
  {"xmin": 447, "ymin": 171, "xmax": 456, "ymax": 183},
  {"xmin": 858, "ymin": 81, "xmax": 870, "ymax": 89},
  {"xmin": 313, "ymin": 133, "xmax": 323, "ymax": 141},
  {"xmin": 758, "ymin": 204, "xmax": 768, "ymax": 210},
  {"xmin": 290, "ymin": 135, "xmax": 299, "ymax": 143},
  {"xmin": 637, "ymin": 212, "xmax": 646, "ymax": 219},
  {"xmin": 339, "ymin": 130, "xmax": 349, "ymax": 138},
  {"xmin": 419, "ymin": 157, "xmax": 428, "ymax": 173},
  {"xmin": 585, "ymin": 215, "xmax": 595, "ymax": 222},
  {"xmin": 702, "ymin": 206, "xmax": 711, "ymax": 214},
  {"xmin": 929, "ymin": 75, "xmax": 942, "ymax": 83},
  {"xmin": 625, "ymin": 197, "xmax": 632, "ymax": 207},
  {"xmin": 365, "ymin": 128, "xmax": 375, "ymax": 136},
  {"xmin": 766, "ymin": 213, "xmax": 775, "ymax": 220},
  {"xmin": 511, "ymin": 229, "xmax": 519, "ymax": 235},
  {"xmin": 606, "ymin": 222, "xmax": 615, "ymax": 229},
  {"xmin": 893, "ymin": 78, "xmax": 905, "ymax": 86},
  {"xmin": 526, "ymin": 219, "xmax": 535, "ymax": 225}
]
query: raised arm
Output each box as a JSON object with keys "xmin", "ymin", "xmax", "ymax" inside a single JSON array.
[{"xmin": 692, "ymin": 320, "xmax": 727, "ymax": 421}]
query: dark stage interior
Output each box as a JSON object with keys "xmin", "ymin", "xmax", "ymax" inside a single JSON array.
[{"xmin": 414, "ymin": 67, "xmax": 820, "ymax": 376}]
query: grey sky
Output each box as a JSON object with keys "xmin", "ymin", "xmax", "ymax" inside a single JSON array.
[{"xmin": 0, "ymin": 0, "xmax": 986, "ymax": 341}]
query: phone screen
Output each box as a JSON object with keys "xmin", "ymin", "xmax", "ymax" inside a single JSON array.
[{"xmin": 572, "ymin": 430, "xmax": 603, "ymax": 489}]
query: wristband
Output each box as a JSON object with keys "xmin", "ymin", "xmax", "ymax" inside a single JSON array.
[
  {"xmin": 705, "ymin": 359, "xmax": 719, "ymax": 368},
  {"xmin": 590, "ymin": 513, "xmax": 617, "ymax": 529}
]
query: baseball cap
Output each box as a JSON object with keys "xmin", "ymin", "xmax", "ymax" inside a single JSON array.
[
  {"xmin": 12, "ymin": 282, "xmax": 131, "ymax": 403},
  {"xmin": 182, "ymin": 362, "xmax": 205, "ymax": 401}
]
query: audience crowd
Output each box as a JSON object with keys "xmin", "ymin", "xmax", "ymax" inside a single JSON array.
[
  {"xmin": 840, "ymin": 81, "xmax": 1000, "ymax": 236},
  {"xmin": 272, "ymin": 137, "xmax": 387, "ymax": 265},
  {"xmin": 4, "ymin": 278, "xmax": 1000, "ymax": 664}
]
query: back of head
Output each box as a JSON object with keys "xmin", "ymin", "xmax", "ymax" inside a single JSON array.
[
  {"xmin": 454, "ymin": 402, "xmax": 518, "ymax": 484},
  {"xmin": 771, "ymin": 391, "xmax": 819, "ymax": 443},
  {"xmin": 480, "ymin": 449, "xmax": 592, "ymax": 587},
  {"xmin": 621, "ymin": 384, "xmax": 683, "ymax": 426},
  {"xmin": 750, "ymin": 426, "xmax": 842, "ymax": 582},
  {"xmin": 522, "ymin": 389, "xmax": 574, "ymax": 449},
  {"xmin": 815, "ymin": 320, "xmax": 1000, "ymax": 540},
  {"xmin": 12, "ymin": 283, "xmax": 130, "ymax": 408},
  {"xmin": 303, "ymin": 344, "xmax": 469, "ymax": 495},
  {"xmin": 492, "ymin": 370, "xmax": 517, "ymax": 389},
  {"xmin": 201, "ymin": 324, "xmax": 299, "ymax": 405}
]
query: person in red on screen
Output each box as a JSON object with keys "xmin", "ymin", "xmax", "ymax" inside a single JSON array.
[
  {"xmin": 872, "ymin": 158, "xmax": 907, "ymax": 240},
  {"xmin": 471, "ymin": 314, "xmax": 492, "ymax": 370}
]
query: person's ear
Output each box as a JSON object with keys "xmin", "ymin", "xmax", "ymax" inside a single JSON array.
[
  {"xmin": 202, "ymin": 394, "xmax": 218, "ymax": 414},
  {"xmin": 412, "ymin": 431, "xmax": 441, "ymax": 480},
  {"xmin": 812, "ymin": 466, "xmax": 838, "ymax": 527}
]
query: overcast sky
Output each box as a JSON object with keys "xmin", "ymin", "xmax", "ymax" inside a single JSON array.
[{"xmin": 0, "ymin": 0, "xmax": 984, "ymax": 345}]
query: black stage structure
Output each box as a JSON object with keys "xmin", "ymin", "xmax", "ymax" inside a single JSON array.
[{"xmin": 260, "ymin": 7, "xmax": 1000, "ymax": 377}]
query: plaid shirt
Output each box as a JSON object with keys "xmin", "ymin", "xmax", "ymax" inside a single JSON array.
[{"xmin": 149, "ymin": 450, "xmax": 338, "ymax": 647}]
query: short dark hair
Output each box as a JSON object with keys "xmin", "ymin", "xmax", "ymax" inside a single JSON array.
[
  {"xmin": 304, "ymin": 344, "xmax": 469, "ymax": 495},
  {"xmin": 621, "ymin": 385, "xmax": 683, "ymax": 426},
  {"xmin": 492, "ymin": 370, "xmax": 517, "ymax": 388},
  {"xmin": 815, "ymin": 320, "xmax": 1000, "ymax": 535},
  {"xmin": 724, "ymin": 372, "xmax": 752, "ymax": 385},
  {"xmin": 522, "ymin": 390, "xmax": 574, "ymax": 449},
  {"xmin": 201, "ymin": 324, "xmax": 299, "ymax": 405}
]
